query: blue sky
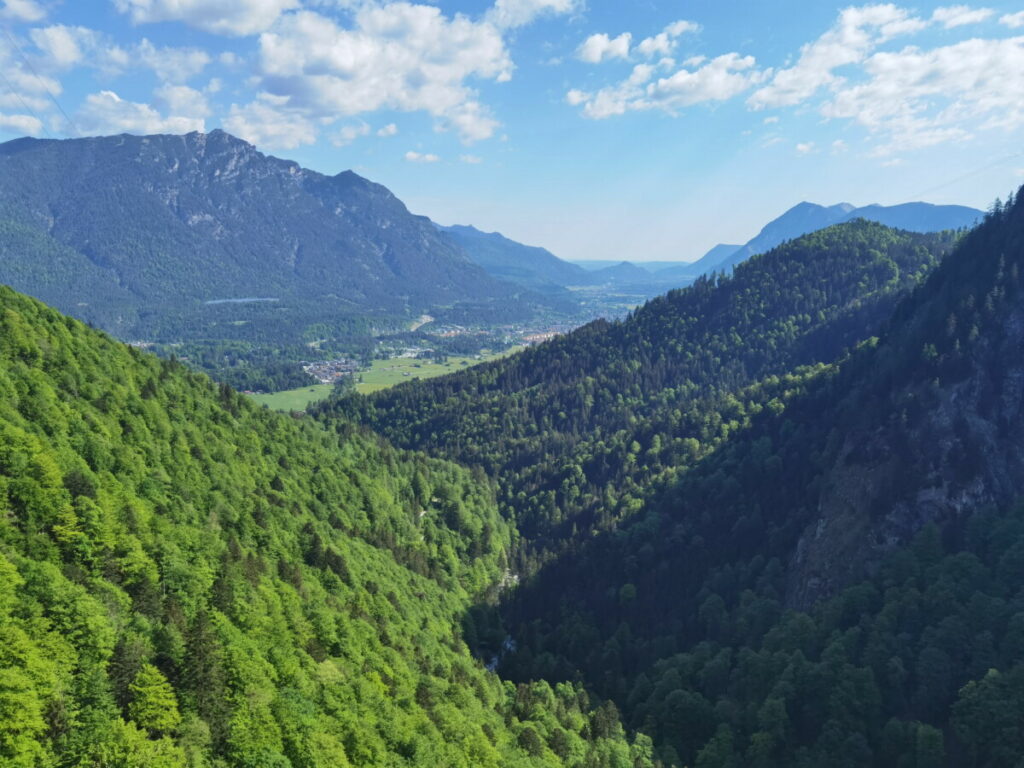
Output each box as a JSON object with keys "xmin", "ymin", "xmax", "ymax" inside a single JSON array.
[{"xmin": 1, "ymin": 0, "xmax": 1022, "ymax": 261}]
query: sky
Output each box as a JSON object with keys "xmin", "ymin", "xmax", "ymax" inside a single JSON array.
[{"xmin": 1, "ymin": 0, "xmax": 1023, "ymax": 261}]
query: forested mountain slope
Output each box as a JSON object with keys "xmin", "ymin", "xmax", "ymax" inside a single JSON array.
[
  {"xmin": 0, "ymin": 131, "xmax": 539, "ymax": 341},
  {"xmin": 502, "ymin": 193, "xmax": 1024, "ymax": 766},
  {"xmin": 0, "ymin": 285, "xmax": 647, "ymax": 767},
  {"xmin": 323, "ymin": 222, "xmax": 956, "ymax": 571},
  {"xmin": 438, "ymin": 224, "xmax": 589, "ymax": 290}
]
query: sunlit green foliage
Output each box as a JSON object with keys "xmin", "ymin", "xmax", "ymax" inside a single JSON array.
[{"xmin": 0, "ymin": 285, "xmax": 647, "ymax": 767}]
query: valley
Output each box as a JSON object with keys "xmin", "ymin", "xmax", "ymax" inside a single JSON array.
[{"xmin": 0, "ymin": 128, "xmax": 1019, "ymax": 768}]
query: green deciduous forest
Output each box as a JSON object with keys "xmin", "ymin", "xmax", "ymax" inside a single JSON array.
[{"xmin": 0, "ymin": 285, "xmax": 648, "ymax": 767}]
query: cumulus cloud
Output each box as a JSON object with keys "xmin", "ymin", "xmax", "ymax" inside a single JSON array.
[
  {"xmin": 460, "ymin": 153, "xmax": 482, "ymax": 163},
  {"xmin": 748, "ymin": 4, "xmax": 926, "ymax": 109},
  {"xmin": 331, "ymin": 121, "xmax": 371, "ymax": 146},
  {"xmin": 0, "ymin": 111, "xmax": 43, "ymax": 134},
  {"xmin": 569, "ymin": 53, "xmax": 763, "ymax": 119},
  {"xmin": 377, "ymin": 123, "xmax": 398, "ymax": 136},
  {"xmin": 29, "ymin": 26, "xmax": 209, "ymax": 82},
  {"xmin": 405, "ymin": 150, "xmax": 439, "ymax": 162},
  {"xmin": 29, "ymin": 25, "xmax": 102, "ymax": 68},
  {"xmin": 795, "ymin": 141, "xmax": 816, "ymax": 154},
  {"xmin": 648, "ymin": 54, "xmax": 761, "ymax": 109},
  {"xmin": 822, "ymin": 36, "xmax": 1024, "ymax": 154},
  {"xmin": 255, "ymin": 5, "xmax": 511, "ymax": 142},
  {"xmin": 1001, "ymin": 11, "xmax": 1024, "ymax": 28},
  {"xmin": 0, "ymin": 0, "xmax": 45, "ymax": 22},
  {"xmin": 154, "ymin": 83, "xmax": 212, "ymax": 118},
  {"xmin": 113, "ymin": 0, "xmax": 299, "ymax": 36},
  {"xmin": 577, "ymin": 32, "xmax": 631, "ymax": 64},
  {"xmin": 931, "ymin": 5, "xmax": 994, "ymax": 28},
  {"xmin": 575, "ymin": 20, "xmax": 698, "ymax": 65},
  {"xmin": 636, "ymin": 20, "xmax": 700, "ymax": 58},
  {"xmin": 77, "ymin": 89, "xmax": 205, "ymax": 135},
  {"xmin": 222, "ymin": 94, "xmax": 316, "ymax": 148},
  {"xmin": 135, "ymin": 39, "xmax": 210, "ymax": 82},
  {"xmin": 486, "ymin": 0, "xmax": 577, "ymax": 30}
]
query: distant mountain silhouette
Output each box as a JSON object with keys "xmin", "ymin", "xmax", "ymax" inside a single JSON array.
[
  {"xmin": 713, "ymin": 200, "xmax": 982, "ymax": 273},
  {"xmin": 0, "ymin": 130, "xmax": 537, "ymax": 339},
  {"xmin": 437, "ymin": 223, "xmax": 588, "ymax": 289}
]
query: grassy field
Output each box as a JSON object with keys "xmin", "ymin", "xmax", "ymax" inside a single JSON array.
[
  {"xmin": 355, "ymin": 349, "xmax": 519, "ymax": 394},
  {"xmin": 249, "ymin": 384, "xmax": 334, "ymax": 411},
  {"xmin": 248, "ymin": 347, "xmax": 522, "ymax": 410}
]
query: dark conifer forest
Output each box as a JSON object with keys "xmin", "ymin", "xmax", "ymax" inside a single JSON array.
[{"xmin": 319, "ymin": 192, "xmax": 1024, "ymax": 766}]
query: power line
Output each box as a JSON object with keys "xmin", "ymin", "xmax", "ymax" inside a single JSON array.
[
  {"xmin": 0, "ymin": 65, "xmax": 52, "ymax": 138},
  {"xmin": 912, "ymin": 151, "xmax": 1024, "ymax": 200},
  {"xmin": 1, "ymin": 25, "xmax": 79, "ymax": 137}
]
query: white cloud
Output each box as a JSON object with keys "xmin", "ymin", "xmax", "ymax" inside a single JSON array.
[
  {"xmin": 77, "ymin": 89, "xmax": 205, "ymax": 135},
  {"xmin": 0, "ymin": 111, "xmax": 43, "ymax": 134},
  {"xmin": 1001, "ymin": 11, "xmax": 1024, "ymax": 28},
  {"xmin": 822, "ymin": 36, "xmax": 1024, "ymax": 154},
  {"xmin": 405, "ymin": 150, "xmax": 440, "ymax": 162},
  {"xmin": 636, "ymin": 20, "xmax": 699, "ymax": 58},
  {"xmin": 136, "ymin": 39, "xmax": 210, "ymax": 82},
  {"xmin": 377, "ymin": 122, "xmax": 398, "ymax": 136},
  {"xmin": 154, "ymin": 83, "xmax": 211, "ymax": 118},
  {"xmin": 331, "ymin": 121, "xmax": 370, "ymax": 146},
  {"xmin": 0, "ymin": 0, "xmax": 45, "ymax": 22},
  {"xmin": 486, "ymin": 0, "xmax": 577, "ymax": 30},
  {"xmin": 577, "ymin": 32, "xmax": 631, "ymax": 64},
  {"xmin": 0, "ymin": 91, "xmax": 47, "ymax": 112},
  {"xmin": 832, "ymin": 138, "xmax": 848, "ymax": 152},
  {"xmin": 748, "ymin": 4, "xmax": 927, "ymax": 109},
  {"xmin": 570, "ymin": 53, "xmax": 763, "ymax": 119},
  {"xmin": 566, "ymin": 89, "xmax": 589, "ymax": 106},
  {"xmin": 763, "ymin": 115, "xmax": 779, "ymax": 124},
  {"xmin": 796, "ymin": 141, "xmax": 816, "ymax": 154},
  {"xmin": 931, "ymin": 5, "xmax": 994, "ymax": 28},
  {"xmin": 113, "ymin": 0, "xmax": 299, "ymax": 36},
  {"xmin": 222, "ymin": 94, "xmax": 316, "ymax": 148},
  {"xmin": 647, "ymin": 54, "xmax": 761, "ymax": 109},
  {"xmin": 29, "ymin": 26, "xmax": 209, "ymax": 82},
  {"xmin": 255, "ymin": 6, "xmax": 512, "ymax": 143},
  {"xmin": 29, "ymin": 25, "xmax": 101, "ymax": 68},
  {"xmin": 460, "ymin": 153, "xmax": 482, "ymax": 163}
]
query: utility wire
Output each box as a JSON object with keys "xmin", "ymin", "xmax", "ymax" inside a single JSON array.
[
  {"xmin": 1, "ymin": 25, "xmax": 79, "ymax": 137},
  {"xmin": 912, "ymin": 151, "xmax": 1024, "ymax": 200},
  {"xmin": 0, "ymin": 67, "xmax": 51, "ymax": 137}
]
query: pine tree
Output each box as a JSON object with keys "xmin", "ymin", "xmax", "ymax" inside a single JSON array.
[{"xmin": 128, "ymin": 665, "xmax": 182, "ymax": 736}]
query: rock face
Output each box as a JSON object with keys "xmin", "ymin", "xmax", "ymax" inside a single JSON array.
[
  {"xmin": 787, "ymin": 201, "xmax": 1024, "ymax": 608},
  {"xmin": 0, "ymin": 130, "xmax": 520, "ymax": 336}
]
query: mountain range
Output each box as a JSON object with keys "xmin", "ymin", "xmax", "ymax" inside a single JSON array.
[
  {"xmin": 438, "ymin": 224, "xmax": 589, "ymax": 290},
  {"xmin": 446, "ymin": 202, "xmax": 981, "ymax": 295},
  {"xmin": 0, "ymin": 131, "xmax": 544, "ymax": 342},
  {"xmin": 708, "ymin": 200, "xmax": 983, "ymax": 274},
  {"xmin": 0, "ymin": 131, "xmax": 983, "ymax": 341}
]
